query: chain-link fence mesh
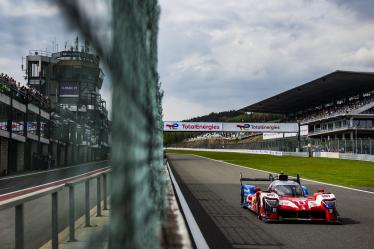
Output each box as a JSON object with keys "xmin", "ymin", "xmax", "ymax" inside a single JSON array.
[{"xmin": 59, "ymin": 0, "xmax": 164, "ymax": 248}]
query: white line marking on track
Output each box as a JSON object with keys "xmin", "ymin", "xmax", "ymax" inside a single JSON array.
[
  {"xmin": 166, "ymin": 161, "xmax": 210, "ymax": 249},
  {"xmin": 175, "ymin": 153, "xmax": 374, "ymax": 195},
  {"xmin": 0, "ymin": 187, "xmax": 12, "ymax": 191}
]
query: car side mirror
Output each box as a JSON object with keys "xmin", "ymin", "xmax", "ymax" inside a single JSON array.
[
  {"xmin": 318, "ymin": 188, "xmax": 325, "ymax": 193},
  {"xmin": 254, "ymin": 187, "xmax": 261, "ymax": 193}
]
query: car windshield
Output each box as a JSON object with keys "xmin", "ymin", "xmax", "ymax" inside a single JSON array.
[{"xmin": 274, "ymin": 184, "xmax": 304, "ymax": 197}]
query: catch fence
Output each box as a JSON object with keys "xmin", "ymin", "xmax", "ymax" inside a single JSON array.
[{"xmin": 178, "ymin": 138, "xmax": 374, "ymax": 155}]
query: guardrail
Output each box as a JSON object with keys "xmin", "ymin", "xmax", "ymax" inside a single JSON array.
[{"xmin": 0, "ymin": 169, "xmax": 111, "ymax": 249}]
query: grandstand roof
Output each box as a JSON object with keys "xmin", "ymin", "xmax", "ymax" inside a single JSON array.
[{"xmin": 240, "ymin": 70, "xmax": 374, "ymax": 114}]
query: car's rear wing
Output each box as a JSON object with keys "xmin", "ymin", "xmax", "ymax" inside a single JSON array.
[
  {"xmin": 240, "ymin": 172, "xmax": 301, "ymax": 185},
  {"xmin": 240, "ymin": 172, "xmax": 273, "ymax": 186}
]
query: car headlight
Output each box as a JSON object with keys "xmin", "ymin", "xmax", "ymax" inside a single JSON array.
[
  {"xmin": 323, "ymin": 200, "xmax": 336, "ymax": 209},
  {"xmin": 264, "ymin": 198, "xmax": 279, "ymax": 207}
]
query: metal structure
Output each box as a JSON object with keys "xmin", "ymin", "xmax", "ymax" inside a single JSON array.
[
  {"xmin": 178, "ymin": 136, "xmax": 374, "ymax": 155},
  {"xmin": 241, "ymin": 71, "xmax": 374, "ymax": 141},
  {"xmin": 0, "ymin": 169, "xmax": 110, "ymax": 249}
]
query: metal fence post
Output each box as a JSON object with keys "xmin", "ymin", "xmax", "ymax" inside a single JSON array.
[
  {"xmin": 85, "ymin": 180, "xmax": 91, "ymax": 227},
  {"xmin": 15, "ymin": 204, "xmax": 24, "ymax": 249},
  {"xmin": 68, "ymin": 185, "xmax": 76, "ymax": 242},
  {"xmin": 344, "ymin": 139, "xmax": 347, "ymax": 153},
  {"xmin": 97, "ymin": 176, "xmax": 102, "ymax": 217},
  {"xmin": 103, "ymin": 173, "xmax": 108, "ymax": 210},
  {"xmin": 360, "ymin": 139, "xmax": 363, "ymax": 154},
  {"xmin": 352, "ymin": 140, "xmax": 355, "ymax": 153},
  {"xmin": 52, "ymin": 192, "xmax": 58, "ymax": 249},
  {"xmin": 370, "ymin": 139, "xmax": 372, "ymax": 155}
]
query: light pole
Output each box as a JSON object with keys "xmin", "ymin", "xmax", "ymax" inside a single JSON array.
[
  {"xmin": 354, "ymin": 121, "xmax": 359, "ymax": 154},
  {"xmin": 297, "ymin": 120, "xmax": 301, "ymax": 152}
]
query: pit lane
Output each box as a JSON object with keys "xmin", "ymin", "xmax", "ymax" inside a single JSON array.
[{"xmin": 167, "ymin": 153, "xmax": 374, "ymax": 249}]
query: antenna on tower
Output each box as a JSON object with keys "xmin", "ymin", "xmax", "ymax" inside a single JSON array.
[
  {"xmin": 85, "ymin": 40, "xmax": 90, "ymax": 53},
  {"xmin": 53, "ymin": 37, "xmax": 58, "ymax": 52},
  {"xmin": 21, "ymin": 56, "xmax": 24, "ymax": 71}
]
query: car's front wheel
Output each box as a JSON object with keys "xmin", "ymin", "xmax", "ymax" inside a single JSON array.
[{"xmin": 257, "ymin": 199, "xmax": 262, "ymax": 220}]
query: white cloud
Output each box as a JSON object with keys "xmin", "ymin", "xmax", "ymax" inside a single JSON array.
[
  {"xmin": 163, "ymin": 96, "xmax": 216, "ymax": 121},
  {"xmin": 1, "ymin": 0, "xmax": 374, "ymax": 121},
  {"xmin": 159, "ymin": 0, "xmax": 374, "ymax": 120},
  {"xmin": 0, "ymin": 0, "xmax": 59, "ymax": 17}
]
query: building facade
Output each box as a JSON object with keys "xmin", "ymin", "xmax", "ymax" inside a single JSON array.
[
  {"xmin": 21, "ymin": 46, "xmax": 110, "ymax": 172},
  {"xmin": 242, "ymin": 71, "xmax": 374, "ymax": 141},
  {"xmin": 0, "ymin": 76, "xmax": 51, "ymax": 174}
]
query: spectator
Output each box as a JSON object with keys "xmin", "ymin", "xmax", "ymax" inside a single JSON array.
[
  {"xmin": 297, "ymin": 92, "xmax": 374, "ymax": 123},
  {"xmin": 0, "ymin": 72, "xmax": 50, "ymax": 108},
  {"xmin": 47, "ymin": 153, "xmax": 52, "ymax": 169}
]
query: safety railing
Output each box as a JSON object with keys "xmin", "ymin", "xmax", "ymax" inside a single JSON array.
[
  {"xmin": 65, "ymin": 169, "xmax": 110, "ymax": 242},
  {"xmin": 0, "ymin": 169, "xmax": 111, "ymax": 249}
]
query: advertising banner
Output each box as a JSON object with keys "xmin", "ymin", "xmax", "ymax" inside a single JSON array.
[
  {"xmin": 163, "ymin": 122, "xmax": 223, "ymax": 132},
  {"xmin": 263, "ymin": 125, "xmax": 308, "ymax": 140},
  {"xmin": 223, "ymin": 123, "xmax": 299, "ymax": 133},
  {"xmin": 163, "ymin": 122, "xmax": 299, "ymax": 133},
  {"xmin": 59, "ymin": 82, "xmax": 79, "ymax": 97}
]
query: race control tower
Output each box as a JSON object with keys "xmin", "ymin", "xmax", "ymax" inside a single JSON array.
[{"xmin": 25, "ymin": 38, "xmax": 110, "ymax": 164}]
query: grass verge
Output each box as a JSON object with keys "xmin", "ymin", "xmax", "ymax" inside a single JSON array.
[{"xmin": 166, "ymin": 149, "xmax": 374, "ymax": 188}]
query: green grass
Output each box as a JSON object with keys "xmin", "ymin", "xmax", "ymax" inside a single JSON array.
[{"xmin": 166, "ymin": 149, "xmax": 374, "ymax": 188}]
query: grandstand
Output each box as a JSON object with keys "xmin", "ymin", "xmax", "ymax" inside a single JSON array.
[{"xmin": 241, "ymin": 70, "xmax": 374, "ymax": 141}]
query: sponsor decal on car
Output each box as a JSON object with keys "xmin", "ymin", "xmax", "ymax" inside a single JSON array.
[
  {"xmin": 279, "ymin": 200, "xmax": 298, "ymax": 208},
  {"xmin": 308, "ymin": 201, "xmax": 318, "ymax": 208}
]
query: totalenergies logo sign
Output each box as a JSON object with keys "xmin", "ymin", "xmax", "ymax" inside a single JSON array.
[
  {"xmin": 236, "ymin": 123, "xmax": 251, "ymax": 130},
  {"xmin": 165, "ymin": 123, "xmax": 179, "ymax": 130},
  {"xmin": 236, "ymin": 123, "xmax": 281, "ymax": 131},
  {"xmin": 163, "ymin": 122, "xmax": 298, "ymax": 133},
  {"xmin": 227, "ymin": 123, "xmax": 297, "ymax": 132},
  {"xmin": 164, "ymin": 122, "xmax": 223, "ymax": 132}
]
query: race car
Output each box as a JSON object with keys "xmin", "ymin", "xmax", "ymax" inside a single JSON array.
[{"xmin": 240, "ymin": 172, "xmax": 339, "ymax": 223}]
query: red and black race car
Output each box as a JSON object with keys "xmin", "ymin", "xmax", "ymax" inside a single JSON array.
[{"xmin": 240, "ymin": 172, "xmax": 339, "ymax": 223}]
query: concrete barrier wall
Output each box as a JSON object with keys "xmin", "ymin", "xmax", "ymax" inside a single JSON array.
[
  {"xmin": 166, "ymin": 147, "xmax": 309, "ymax": 157},
  {"xmin": 314, "ymin": 151, "xmax": 374, "ymax": 162},
  {"xmin": 313, "ymin": 152, "xmax": 340, "ymax": 159}
]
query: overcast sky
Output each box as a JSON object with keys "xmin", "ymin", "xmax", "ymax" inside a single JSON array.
[
  {"xmin": 159, "ymin": 0, "xmax": 374, "ymax": 120},
  {"xmin": 1, "ymin": 0, "xmax": 374, "ymax": 121}
]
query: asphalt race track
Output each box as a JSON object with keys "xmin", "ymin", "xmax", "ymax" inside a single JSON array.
[
  {"xmin": 168, "ymin": 154, "xmax": 374, "ymax": 249},
  {"xmin": 0, "ymin": 160, "xmax": 110, "ymax": 195}
]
